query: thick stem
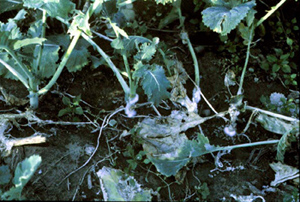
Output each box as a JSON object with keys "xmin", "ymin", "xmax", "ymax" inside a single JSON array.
[
  {"xmin": 122, "ymin": 53, "xmax": 135, "ymax": 98},
  {"xmin": 81, "ymin": 33, "xmax": 130, "ymax": 95},
  {"xmin": 34, "ymin": 9, "xmax": 47, "ymax": 74},
  {"xmin": 38, "ymin": 30, "xmax": 81, "ymax": 95},
  {"xmin": 186, "ymin": 35, "xmax": 200, "ymax": 86}
]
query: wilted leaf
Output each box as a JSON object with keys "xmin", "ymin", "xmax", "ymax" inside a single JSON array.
[
  {"xmin": 270, "ymin": 162, "xmax": 299, "ymax": 187},
  {"xmin": 136, "ymin": 111, "xmax": 214, "ymax": 176},
  {"xmin": 255, "ymin": 113, "xmax": 298, "ymax": 135},
  {"xmin": 97, "ymin": 166, "xmax": 152, "ymax": 201}
]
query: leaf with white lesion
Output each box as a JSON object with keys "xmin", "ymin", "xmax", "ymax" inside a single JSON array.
[
  {"xmin": 270, "ymin": 162, "xmax": 299, "ymax": 187},
  {"xmin": 202, "ymin": 1, "xmax": 256, "ymax": 35}
]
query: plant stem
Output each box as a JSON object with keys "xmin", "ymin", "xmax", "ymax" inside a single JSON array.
[
  {"xmin": 81, "ymin": 33, "xmax": 130, "ymax": 95},
  {"xmin": 38, "ymin": 29, "xmax": 81, "ymax": 95},
  {"xmin": 0, "ymin": 46, "xmax": 34, "ymax": 85},
  {"xmin": 158, "ymin": 48, "xmax": 171, "ymax": 76},
  {"xmin": 256, "ymin": 0, "xmax": 286, "ymax": 27},
  {"xmin": 122, "ymin": 53, "xmax": 136, "ymax": 98},
  {"xmin": 0, "ymin": 58, "xmax": 29, "ymax": 89},
  {"xmin": 184, "ymin": 33, "xmax": 200, "ymax": 86},
  {"xmin": 245, "ymin": 105, "xmax": 299, "ymax": 123},
  {"xmin": 237, "ymin": 26, "xmax": 253, "ymax": 95},
  {"xmin": 34, "ymin": 9, "xmax": 47, "ymax": 75},
  {"xmin": 204, "ymin": 139, "xmax": 279, "ymax": 155}
]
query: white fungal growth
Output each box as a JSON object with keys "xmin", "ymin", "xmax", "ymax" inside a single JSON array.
[
  {"xmin": 224, "ymin": 125, "xmax": 236, "ymax": 137},
  {"xmin": 125, "ymin": 94, "xmax": 139, "ymax": 117}
]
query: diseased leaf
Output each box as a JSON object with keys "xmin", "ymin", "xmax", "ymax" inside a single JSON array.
[
  {"xmin": 140, "ymin": 65, "xmax": 170, "ymax": 105},
  {"xmin": 202, "ymin": 1, "xmax": 256, "ymax": 35},
  {"xmin": 136, "ymin": 111, "xmax": 211, "ymax": 176},
  {"xmin": 255, "ymin": 113, "xmax": 298, "ymax": 135},
  {"xmin": 97, "ymin": 166, "xmax": 152, "ymax": 201},
  {"xmin": 270, "ymin": 162, "xmax": 299, "ymax": 187}
]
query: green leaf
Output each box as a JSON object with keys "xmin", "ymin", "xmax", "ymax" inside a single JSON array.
[
  {"xmin": 287, "ymin": 37, "xmax": 293, "ymax": 46},
  {"xmin": 2, "ymin": 155, "xmax": 41, "ymax": 200},
  {"xmin": 0, "ymin": 165, "xmax": 11, "ymax": 185},
  {"xmin": 75, "ymin": 107, "xmax": 83, "ymax": 115},
  {"xmin": 31, "ymin": 42, "xmax": 60, "ymax": 78},
  {"xmin": 280, "ymin": 53, "xmax": 290, "ymax": 61},
  {"xmin": 0, "ymin": 52, "xmax": 27, "ymax": 80},
  {"xmin": 155, "ymin": 0, "xmax": 174, "ymax": 5},
  {"xmin": 266, "ymin": 55, "xmax": 277, "ymax": 63},
  {"xmin": 62, "ymin": 96, "xmax": 71, "ymax": 105},
  {"xmin": 110, "ymin": 22, "xmax": 129, "ymax": 38},
  {"xmin": 272, "ymin": 64, "xmax": 280, "ymax": 72},
  {"xmin": 122, "ymin": 36, "xmax": 151, "ymax": 55},
  {"xmin": 27, "ymin": 19, "xmax": 43, "ymax": 38},
  {"xmin": 69, "ymin": 11, "xmax": 92, "ymax": 37},
  {"xmin": 66, "ymin": 48, "xmax": 90, "ymax": 72},
  {"xmin": 0, "ymin": 0, "xmax": 23, "ymax": 14},
  {"xmin": 24, "ymin": 0, "xmax": 75, "ymax": 20},
  {"xmin": 23, "ymin": 0, "xmax": 44, "ymax": 8},
  {"xmin": 48, "ymin": 35, "xmax": 91, "ymax": 72},
  {"xmin": 97, "ymin": 166, "xmax": 152, "ymax": 201},
  {"xmin": 13, "ymin": 37, "xmax": 46, "ymax": 50},
  {"xmin": 58, "ymin": 108, "xmax": 71, "ymax": 117},
  {"xmin": 282, "ymin": 64, "xmax": 291, "ymax": 73},
  {"xmin": 276, "ymin": 131, "xmax": 290, "ymax": 162},
  {"xmin": 134, "ymin": 39, "xmax": 158, "ymax": 63},
  {"xmin": 140, "ymin": 65, "xmax": 170, "ymax": 106},
  {"xmin": 111, "ymin": 38, "xmax": 124, "ymax": 50},
  {"xmin": 202, "ymin": 1, "xmax": 256, "ymax": 35}
]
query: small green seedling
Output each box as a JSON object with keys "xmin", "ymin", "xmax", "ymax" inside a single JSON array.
[{"xmin": 58, "ymin": 94, "xmax": 84, "ymax": 121}]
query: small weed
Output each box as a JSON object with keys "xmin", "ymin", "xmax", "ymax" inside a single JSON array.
[{"xmin": 58, "ymin": 94, "xmax": 84, "ymax": 121}]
